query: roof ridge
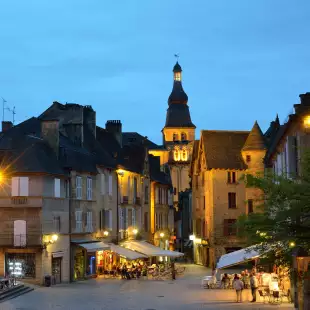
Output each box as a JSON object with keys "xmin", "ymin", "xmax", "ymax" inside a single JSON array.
[{"xmin": 201, "ymin": 129, "xmax": 250, "ymax": 133}]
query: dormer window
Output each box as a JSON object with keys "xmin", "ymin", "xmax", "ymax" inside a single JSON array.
[{"xmin": 181, "ymin": 132, "xmax": 187, "ymax": 141}]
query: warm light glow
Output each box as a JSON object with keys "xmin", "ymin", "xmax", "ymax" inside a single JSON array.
[
  {"xmin": 0, "ymin": 172, "xmax": 3, "ymax": 183},
  {"xmin": 189, "ymin": 234, "xmax": 195, "ymax": 241},
  {"xmin": 103, "ymin": 231, "xmax": 109, "ymax": 237},
  {"xmin": 133, "ymin": 229, "xmax": 138, "ymax": 235},
  {"xmin": 181, "ymin": 149, "xmax": 188, "ymax": 161},
  {"xmin": 174, "ymin": 150, "xmax": 180, "ymax": 161},
  {"xmin": 117, "ymin": 169, "xmax": 125, "ymax": 176},
  {"xmin": 289, "ymin": 241, "xmax": 296, "ymax": 247},
  {"xmin": 51, "ymin": 234, "xmax": 58, "ymax": 242},
  {"xmin": 303, "ymin": 116, "xmax": 310, "ymax": 128},
  {"xmin": 194, "ymin": 238, "xmax": 202, "ymax": 244},
  {"xmin": 174, "ymin": 72, "xmax": 181, "ymax": 81},
  {"xmin": 159, "ymin": 232, "xmax": 165, "ymax": 238}
]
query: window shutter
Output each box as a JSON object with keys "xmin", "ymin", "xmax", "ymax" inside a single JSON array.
[
  {"xmin": 108, "ymin": 174, "xmax": 112, "ymax": 196},
  {"xmin": 83, "ymin": 212, "xmax": 87, "ymax": 227},
  {"xmin": 101, "ymin": 174, "xmax": 106, "ymax": 195},
  {"xmin": 11, "ymin": 177, "xmax": 19, "ymax": 196},
  {"xmin": 19, "ymin": 177, "xmax": 29, "ymax": 196},
  {"xmin": 132, "ymin": 208, "xmax": 136, "ymax": 226},
  {"xmin": 87, "ymin": 177, "xmax": 92, "ymax": 200},
  {"xmin": 118, "ymin": 207, "xmax": 123, "ymax": 230},
  {"xmin": 227, "ymin": 172, "xmax": 231, "ymax": 183},
  {"xmin": 54, "ymin": 178, "xmax": 61, "ymax": 198},
  {"xmin": 108, "ymin": 210, "xmax": 112, "ymax": 230},
  {"xmin": 76, "ymin": 176, "xmax": 82, "ymax": 199},
  {"xmin": 232, "ymin": 172, "xmax": 236, "ymax": 183}
]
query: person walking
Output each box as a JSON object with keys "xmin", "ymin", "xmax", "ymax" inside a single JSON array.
[
  {"xmin": 233, "ymin": 276, "xmax": 244, "ymax": 303},
  {"xmin": 250, "ymin": 272, "xmax": 259, "ymax": 302}
]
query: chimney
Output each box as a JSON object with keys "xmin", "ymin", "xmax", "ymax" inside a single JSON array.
[
  {"xmin": 105, "ymin": 120, "xmax": 122, "ymax": 147},
  {"xmin": 41, "ymin": 120, "xmax": 59, "ymax": 158},
  {"xmin": 2, "ymin": 121, "xmax": 13, "ymax": 132}
]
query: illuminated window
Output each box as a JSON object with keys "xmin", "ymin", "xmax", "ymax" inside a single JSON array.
[
  {"xmin": 174, "ymin": 150, "xmax": 180, "ymax": 161},
  {"xmin": 174, "ymin": 72, "xmax": 181, "ymax": 81},
  {"xmin": 173, "ymin": 133, "xmax": 179, "ymax": 141},
  {"xmin": 303, "ymin": 116, "xmax": 310, "ymax": 129},
  {"xmin": 181, "ymin": 149, "xmax": 188, "ymax": 161},
  {"xmin": 181, "ymin": 132, "xmax": 187, "ymax": 141}
]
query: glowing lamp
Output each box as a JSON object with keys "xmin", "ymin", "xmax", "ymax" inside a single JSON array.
[
  {"xmin": 289, "ymin": 241, "xmax": 296, "ymax": 248},
  {"xmin": 189, "ymin": 234, "xmax": 195, "ymax": 241},
  {"xmin": 303, "ymin": 116, "xmax": 310, "ymax": 128},
  {"xmin": 103, "ymin": 231, "xmax": 109, "ymax": 237},
  {"xmin": 133, "ymin": 229, "xmax": 138, "ymax": 235},
  {"xmin": 117, "ymin": 169, "xmax": 125, "ymax": 176},
  {"xmin": 159, "ymin": 232, "xmax": 165, "ymax": 238},
  {"xmin": 51, "ymin": 234, "xmax": 58, "ymax": 242}
]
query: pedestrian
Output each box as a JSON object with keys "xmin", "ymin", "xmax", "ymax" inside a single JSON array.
[
  {"xmin": 250, "ymin": 272, "xmax": 259, "ymax": 302},
  {"xmin": 233, "ymin": 276, "xmax": 244, "ymax": 303},
  {"xmin": 171, "ymin": 262, "xmax": 176, "ymax": 280}
]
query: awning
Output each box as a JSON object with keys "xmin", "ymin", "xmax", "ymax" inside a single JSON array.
[
  {"xmin": 109, "ymin": 244, "xmax": 147, "ymax": 260},
  {"xmin": 122, "ymin": 240, "xmax": 184, "ymax": 257},
  {"xmin": 216, "ymin": 245, "xmax": 264, "ymax": 269},
  {"xmin": 78, "ymin": 242, "xmax": 110, "ymax": 252}
]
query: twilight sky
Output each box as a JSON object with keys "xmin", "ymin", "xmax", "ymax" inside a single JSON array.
[{"xmin": 0, "ymin": 0, "xmax": 309, "ymax": 144}]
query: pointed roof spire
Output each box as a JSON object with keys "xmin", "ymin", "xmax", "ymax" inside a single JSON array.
[
  {"xmin": 275, "ymin": 114, "xmax": 280, "ymax": 126},
  {"xmin": 242, "ymin": 121, "xmax": 267, "ymax": 151}
]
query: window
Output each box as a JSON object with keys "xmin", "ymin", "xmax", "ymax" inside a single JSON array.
[
  {"xmin": 14, "ymin": 220, "xmax": 27, "ymax": 247},
  {"xmin": 248, "ymin": 199, "xmax": 254, "ymax": 214},
  {"xmin": 246, "ymin": 155, "xmax": 251, "ymax": 163},
  {"xmin": 128, "ymin": 209, "xmax": 132, "ymax": 227},
  {"xmin": 11, "ymin": 177, "xmax": 29, "ymax": 197},
  {"xmin": 75, "ymin": 210, "xmax": 82, "ymax": 232},
  {"xmin": 133, "ymin": 177, "xmax": 137, "ymax": 202},
  {"xmin": 86, "ymin": 211, "xmax": 93, "ymax": 232},
  {"xmin": 174, "ymin": 72, "xmax": 181, "ymax": 81},
  {"xmin": 132, "ymin": 208, "xmax": 136, "ymax": 226},
  {"xmin": 228, "ymin": 192, "xmax": 237, "ymax": 209},
  {"xmin": 144, "ymin": 186, "xmax": 149, "ymax": 203},
  {"xmin": 54, "ymin": 178, "xmax": 60, "ymax": 198},
  {"xmin": 227, "ymin": 171, "xmax": 236, "ymax": 184},
  {"xmin": 87, "ymin": 177, "xmax": 92, "ymax": 200},
  {"xmin": 76, "ymin": 176, "xmax": 82, "ymax": 199},
  {"xmin": 102, "ymin": 209, "xmax": 112, "ymax": 230},
  {"xmin": 203, "ymin": 196, "xmax": 206, "ymax": 210},
  {"xmin": 224, "ymin": 219, "xmax": 237, "ymax": 236},
  {"xmin": 173, "ymin": 133, "xmax": 178, "ymax": 141},
  {"xmin": 101, "ymin": 174, "xmax": 106, "ymax": 195},
  {"xmin": 174, "ymin": 150, "xmax": 180, "ymax": 161},
  {"xmin": 181, "ymin": 132, "xmax": 187, "ymax": 141},
  {"xmin": 99, "ymin": 209, "xmax": 104, "ymax": 230},
  {"xmin": 108, "ymin": 174, "xmax": 112, "ymax": 196},
  {"xmin": 202, "ymin": 172, "xmax": 205, "ymax": 186},
  {"xmin": 144, "ymin": 212, "xmax": 148, "ymax": 232},
  {"xmin": 173, "ymin": 187, "xmax": 177, "ymax": 195},
  {"xmin": 196, "ymin": 219, "xmax": 202, "ymax": 236},
  {"xmin": 181, "ymin": 149, "xmax": 188, "ymax": 161},
  {"xmin": 53, "ymin": 216, "xmax": 60, "ymax": 232}
]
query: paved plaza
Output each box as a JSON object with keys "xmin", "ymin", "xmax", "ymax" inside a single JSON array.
[{"xmin": 1, "ymin": 265, "xmax": 293, "ymax": 310}]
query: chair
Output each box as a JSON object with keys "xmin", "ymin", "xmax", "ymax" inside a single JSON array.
[{"xmin": 258, "ymin": 289, "xmax": 270, "ymax": 303}]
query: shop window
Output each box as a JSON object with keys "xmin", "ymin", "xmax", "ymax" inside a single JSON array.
[
  {"xmin": 6, "ymin": 253, "xmax": 35, "ymax": 278},
  {"xmin": 228, "ymin": 192, "xmax": 237, "ymax": 209},
  {"xmin": 14, "ymin": 220, "xmax": 27, "ymax": 247}
]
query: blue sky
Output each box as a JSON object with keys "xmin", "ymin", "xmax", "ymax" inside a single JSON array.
[{"xmin": 0, "ymin": 0, "xmax": 309, "ymax": 143}]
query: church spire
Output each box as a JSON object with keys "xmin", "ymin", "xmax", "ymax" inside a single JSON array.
[{"xmin": 168, "ymin": 61, "xmax": 188, "ymax": 105}]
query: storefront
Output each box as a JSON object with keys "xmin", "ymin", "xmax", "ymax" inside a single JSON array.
[
  {"xmin": 52, "ymin": 256, "xmax": 62, "ymax": 284},
  {"xmin": 194, "ymin": 238, "xmax": 209, "ymax": 266},
  {"xmin": 5, "ymin": 252, "xmax": 36, "ymax": 278}
]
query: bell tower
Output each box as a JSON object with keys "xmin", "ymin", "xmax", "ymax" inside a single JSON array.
[{"xmin": 162, "ymin": 61, "xmax": 196, "ymax": 206}]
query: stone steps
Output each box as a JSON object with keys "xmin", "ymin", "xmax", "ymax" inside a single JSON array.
[{"xmin": 0, "ymin": 284, "xmax": 34, "ymax": 303}]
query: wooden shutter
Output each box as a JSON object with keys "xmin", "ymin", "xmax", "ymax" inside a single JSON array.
[
  {"xmin": 227, "ymin": 172, "xmax": 231, "ymax": 183},
  {"xmin": 54, "ymin": 178, "xmax": 60, "ymax": 198},
  {"xmin": 101, "ymin": 174, "xmax": 106, "ymax": 195},
  {"xmin": 87, "ymin": 177, "xmax": 92, "ymax": 200},
  {"xmin": 11, "ymin": 177, "xmax": 19, "ymax": 196},
  {"xmin": 108, "ymin": 174, "xmax": 112, "ymax": 196},
  {"xmin": 19, "ymin": 177, "xmax": 29, "ymax": 196}
]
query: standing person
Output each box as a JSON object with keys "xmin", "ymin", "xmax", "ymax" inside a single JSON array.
[
  {"xmin": 171, "ymin": 262, "xmax": 176, "ymax": 280},
  {"xmin": 233, "ymin": 276, "xmax": 244, "ymax": 303},
  {"xmin": 250, "ymin": 272, "xmax": 259, "ymax": 302}
]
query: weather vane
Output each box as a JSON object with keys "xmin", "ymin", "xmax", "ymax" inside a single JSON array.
[{"xmin": 174, "ymin": 54, "xmax": 179, "ymax": 61}]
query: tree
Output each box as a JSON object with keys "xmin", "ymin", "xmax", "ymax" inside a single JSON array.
[{"xmin": 237, "ymin": 150, "xmax": 310, "ymax": 267}]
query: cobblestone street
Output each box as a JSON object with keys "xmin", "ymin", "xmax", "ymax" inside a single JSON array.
[{"xmin": 1, "ymin": 265, "xmax": 293, "ymax": 310}]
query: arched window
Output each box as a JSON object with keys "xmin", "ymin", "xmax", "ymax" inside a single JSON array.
[
  {"xmin": 173, "ymin": 133, "xmax": 179, "ymax": 141},
  {"xmin": 181, "ymin": 132, "xmax": 187, "ymax": 141},
  {"xmin": 174, "ymin": 150, "xmax": 180, "ymax": 161},
  {"xmin": 14, "ymin": 220, "xmax": 27, "ymax": 247},
  {"xmin": 181, "ymin": 149, "xmax": 188, "ymax": 161}
]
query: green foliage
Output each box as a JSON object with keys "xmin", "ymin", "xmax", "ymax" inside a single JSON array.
[{"xmin": 237, "ymin": 150, "xmax": 310, "ymax": 266}]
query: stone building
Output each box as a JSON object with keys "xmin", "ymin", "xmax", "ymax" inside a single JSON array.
[{"xmin": 191, "ymin": 122, "xmax": 267, "ymax": 267}]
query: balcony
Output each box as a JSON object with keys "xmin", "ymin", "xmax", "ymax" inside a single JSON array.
[
  {"xmin": 0, "ymin": 197, "xmax": 43, "ymax": 208},
  {"xmin": 0, "ymin": 233, "xmax": 42, "ymax": 247}
]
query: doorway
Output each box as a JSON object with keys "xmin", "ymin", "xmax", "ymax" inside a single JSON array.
[{"xmin": 52, "ymin": 257, "xmax": 62, "ymax": 284}]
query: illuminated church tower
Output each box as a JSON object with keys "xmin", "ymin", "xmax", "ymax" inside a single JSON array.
[{"xmin": 162, "ymin": 61, "xmax": 196, "ymax": 206}]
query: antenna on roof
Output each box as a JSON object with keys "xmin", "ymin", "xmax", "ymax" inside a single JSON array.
[
  {"xmin": 5, "ymin": 105, "xmax": 16, "ymax": 124},
  {"xmin": 1, "ymin": 97, "xmax": 7, "ymax": 122}
]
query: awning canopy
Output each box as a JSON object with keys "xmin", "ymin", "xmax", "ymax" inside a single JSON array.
[
  {"xmin": 109, "ymin": 244, "xmax": 147, "ymax": 260},
  {"xmin": 77, "ymin": 242, "xmax": 110, "ymax": 252},
  {"xmin": 216, "ymin": 245, "xmax": 264, "ymax": 269},
  {"xmin": 122, "ymin": 240, "xmax": 184, "ymax": 257}
]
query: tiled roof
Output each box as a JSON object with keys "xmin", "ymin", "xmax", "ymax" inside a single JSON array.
[
  {"xmin": 242, "ymin": 121, "xmax": 267, "ymax": 151},
  {"xmin": 201, "ymin": 130, "xmax": 249, "ymax": 170}
]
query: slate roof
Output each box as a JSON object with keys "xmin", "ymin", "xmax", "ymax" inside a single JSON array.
[
  {"xmin": 122, "ymin": 132, "xmax": 162, "ymax": 149},
  {"xmin": 149, "ymin": 155, "xmax": 172, "ymax": 185},
  {"xmin": 168, "ymin": 81, "xmax": 188, "ymax": 105},
  {"xmin": 201, "ymin": 130, "xmax": 249, "ymax": 170},
  {"xmin": 173, "ymin": 61, "xmax": 182, "ymax": 73},
  {"xmin": 264, "ymin": 115, "xmax": 281, "ymax": 148},
  {"xmin": 242, "ymin": 121, "xmax": 267, "ymax": 151},
  {"xmin": 165, "ymin": 104, "xmax": 196, "ymax": 128}
]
